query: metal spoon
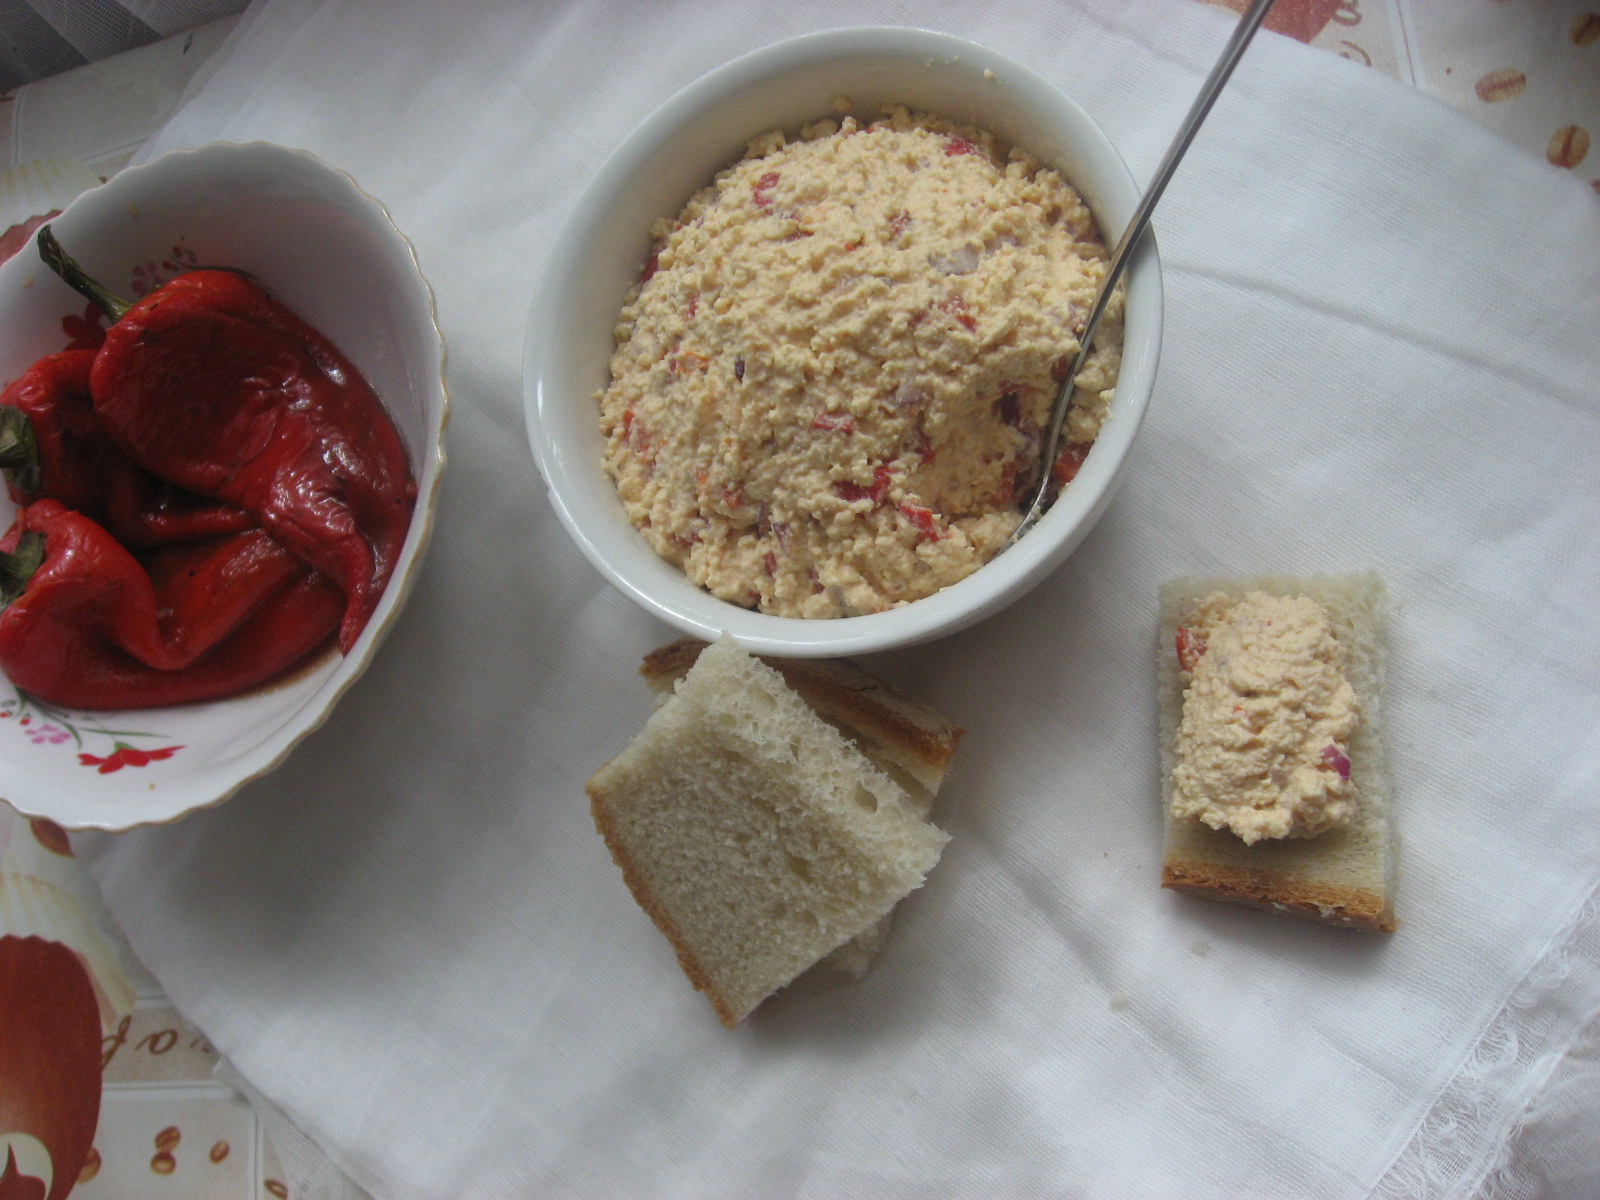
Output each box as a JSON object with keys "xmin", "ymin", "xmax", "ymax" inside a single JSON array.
[{"xmin": 1005, "ymin": 0, "xmax": 1276, "ymax": 549}]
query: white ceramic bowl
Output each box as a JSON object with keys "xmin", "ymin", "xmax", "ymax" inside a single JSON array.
[
  {"xmin": 525, "ymin": 26, "xmax": 1160, "ymax": 657},
  {"xmin": 0, "ymin": 141, "xmax": 448, "ymax": 830}
]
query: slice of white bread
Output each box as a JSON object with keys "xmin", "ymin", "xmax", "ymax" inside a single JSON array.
[
  {"xmin": 588, "ymin": 636, "xmax": 953, "ymax": 1026},
  {"xmin": 638, "ymin": 638, "xmax": 962, "ymax": 814},
  {"xmin": 640, "ymin": 637, "xmax": 963, "ymax": 976},
  {"xmin": 1157, "ymin": 573, "xmax": 1397, "ymax": 931}
]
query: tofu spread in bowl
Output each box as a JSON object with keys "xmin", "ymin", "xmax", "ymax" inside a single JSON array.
[{"xmin": 525, "ymin": 27, "xmax": 1161, "ymax": 656}]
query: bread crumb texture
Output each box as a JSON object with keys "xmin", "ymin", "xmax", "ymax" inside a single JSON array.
[
  {"xmin": 587, "ymin": 637, "xmax": 949, "ymax": 1025},
  {"xmin": 598, "ymin": 107, "xmax": 1122, "ymax": 617},
  {"xmin": 1173, "ymin": 591, "xmax": 1360, "ymax": 844}
]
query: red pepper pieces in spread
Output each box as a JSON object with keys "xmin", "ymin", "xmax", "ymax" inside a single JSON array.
[
  {"xmin": 0, "ymin": 500, "xmax": 342, "ymax": 709},
  {"xmin": 1052, "ymin": 442, "xmax": 1091, "ymax": 487},
  {"xmin": 86, "ymin": 268, "xmax": 415, "ymax": 652},
  {"xmin": 1175, "ymin": 624, "xmax": 1205, "ymax": 673},
  {"xmin": 0, "ymin": 348, "xmax": 255, "ymax": 547},
  {"xmin": 833, "ymin": 464, "xmax": 894, "ymax": 506}
]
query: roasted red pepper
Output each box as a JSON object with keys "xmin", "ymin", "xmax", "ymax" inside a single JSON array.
[
  {"xmin": 0, "ymin": 500, "xmax": 342, "ymax": 709},
  {"xmin": 40, "ymin": 229, "xmax": 415, "ymax": 652},
  {"xmin": 0, "ymin": 348, "xmax": 254, "ymax": 547}
]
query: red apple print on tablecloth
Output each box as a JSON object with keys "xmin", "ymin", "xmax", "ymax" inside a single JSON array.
[
  {"xmin": 1212, "ymin": 0, "xmax": 1339, "ymax": 43},
  {"xmin": 27, "ymin": 818, "xmax": 72, "ymax": 857},
  {"xmin": 0, "ymin": 936, "xmax": 102, "ymax": 1200},
  {"xmin": 0, "ymin": 1150, "xmax": 47, "ymax": 1200}
]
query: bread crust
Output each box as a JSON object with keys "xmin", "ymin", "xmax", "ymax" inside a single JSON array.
[
  {"xmin": 1160, "ymin": 859, "xmax": 1391, "ymax": 931},
  {"xmin": 1158, "ymin": 573, "xmax": 1396, "ymax": 932},
  {"xmin": 588, "ymin": 771, "xmax": 742, "ymax": 1026}
]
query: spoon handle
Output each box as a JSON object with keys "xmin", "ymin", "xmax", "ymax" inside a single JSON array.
[{"xmin": 1009, "ymin": 0, "xmax": 1277, "ymax": 546}]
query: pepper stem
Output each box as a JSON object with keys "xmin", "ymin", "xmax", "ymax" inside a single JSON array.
[
  {"xmin": 0, "ymin": 407, "xmax": 39, "ymax": 496},
  {"xmin": 36, "ymin": 225, "xmax": 132, "ymax": 322},
  {"xmin": 0, "ymin": 531, "xmax": 45, "ymax": 609}
]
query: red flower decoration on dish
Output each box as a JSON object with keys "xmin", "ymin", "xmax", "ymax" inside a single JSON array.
[
  {"xmin": 77, "ymin": 742, "xmax": 182, "ymax": 774},
  {"xmin": 60, "ymin": 301, "xmax": 107, "ymax": 351}
]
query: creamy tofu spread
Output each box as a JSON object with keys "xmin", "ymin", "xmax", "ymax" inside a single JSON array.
[
  {"xmin": 1172, "ymin": 591, "xmax": 1360, "ymax": 844},
  {"xmin": 597, "ymin": 107, "xmax": 1122, "ymax": 618}
]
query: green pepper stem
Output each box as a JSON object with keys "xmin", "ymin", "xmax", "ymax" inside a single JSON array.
[
  {"xmin": 0, "ymin": 530, "xmax": 45, "ymax": 609},
  {"xmin": 0, "ymin": 407, "xmax": 40, "ymax": 496},
  {"xmin": 36, "ymin": 225, "xmax": 132, "ymax": 322}
]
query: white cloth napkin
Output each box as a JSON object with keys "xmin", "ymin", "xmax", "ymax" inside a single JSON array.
[{"xmin": 76, "ymin": 0, "xmax": 1600, "ymax": 1196}]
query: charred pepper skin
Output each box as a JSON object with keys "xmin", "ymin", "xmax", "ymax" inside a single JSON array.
[
  {"xmin": 0, "ymin": 500, "xmax": 342, "ymax": 710},
  {"xmin": 88, "ymin": 269, "xmax": 416, "ymax": 652},
  {"xmin": 0, "ymin": 349, "xmax": 255, "ymax": 547}
]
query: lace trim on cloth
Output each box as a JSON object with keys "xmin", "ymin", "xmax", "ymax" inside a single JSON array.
[
  {"xmin": 1371, "ymin": 881, "xmax": 1600, "ymax": 1199},
  {"xmin": 214, "ymin": 885, "xmax": 1600, "ymax": 1200}
]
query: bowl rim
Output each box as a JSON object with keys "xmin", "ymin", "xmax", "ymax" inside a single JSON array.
[
  {"xmin": 0, "ymin": 139, "xmax": 450, "ymax": 831},
  {"xmin": 524, "ymin": 25, "xmax": 1161, "ymax": 657}
]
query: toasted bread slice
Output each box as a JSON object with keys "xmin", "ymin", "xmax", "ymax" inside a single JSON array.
[
  {"xmin": 589, "ymin": 637, "xmax": 951, "ymax": 1025},
  {"xmin": 1158, "ymin": 573, "xmax": 1397, "ymax": 931}
]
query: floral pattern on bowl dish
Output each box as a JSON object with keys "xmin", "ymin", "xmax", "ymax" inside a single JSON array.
[
  {"xmin": 0, "ymin": 141, "xmax": 448, "ymax": 830},
  {"xmin": 2, "ymin": 686, "xmax": 182, "ymax": 772}
]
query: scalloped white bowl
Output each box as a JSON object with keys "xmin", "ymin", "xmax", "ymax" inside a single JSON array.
[
  {"xmin": 0, "ymin": 141, "xmax": 448, "ymax": 830},
  {"xmin": 524, "ymin": 26, "xmax": 1161, "ymax": 658}
]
